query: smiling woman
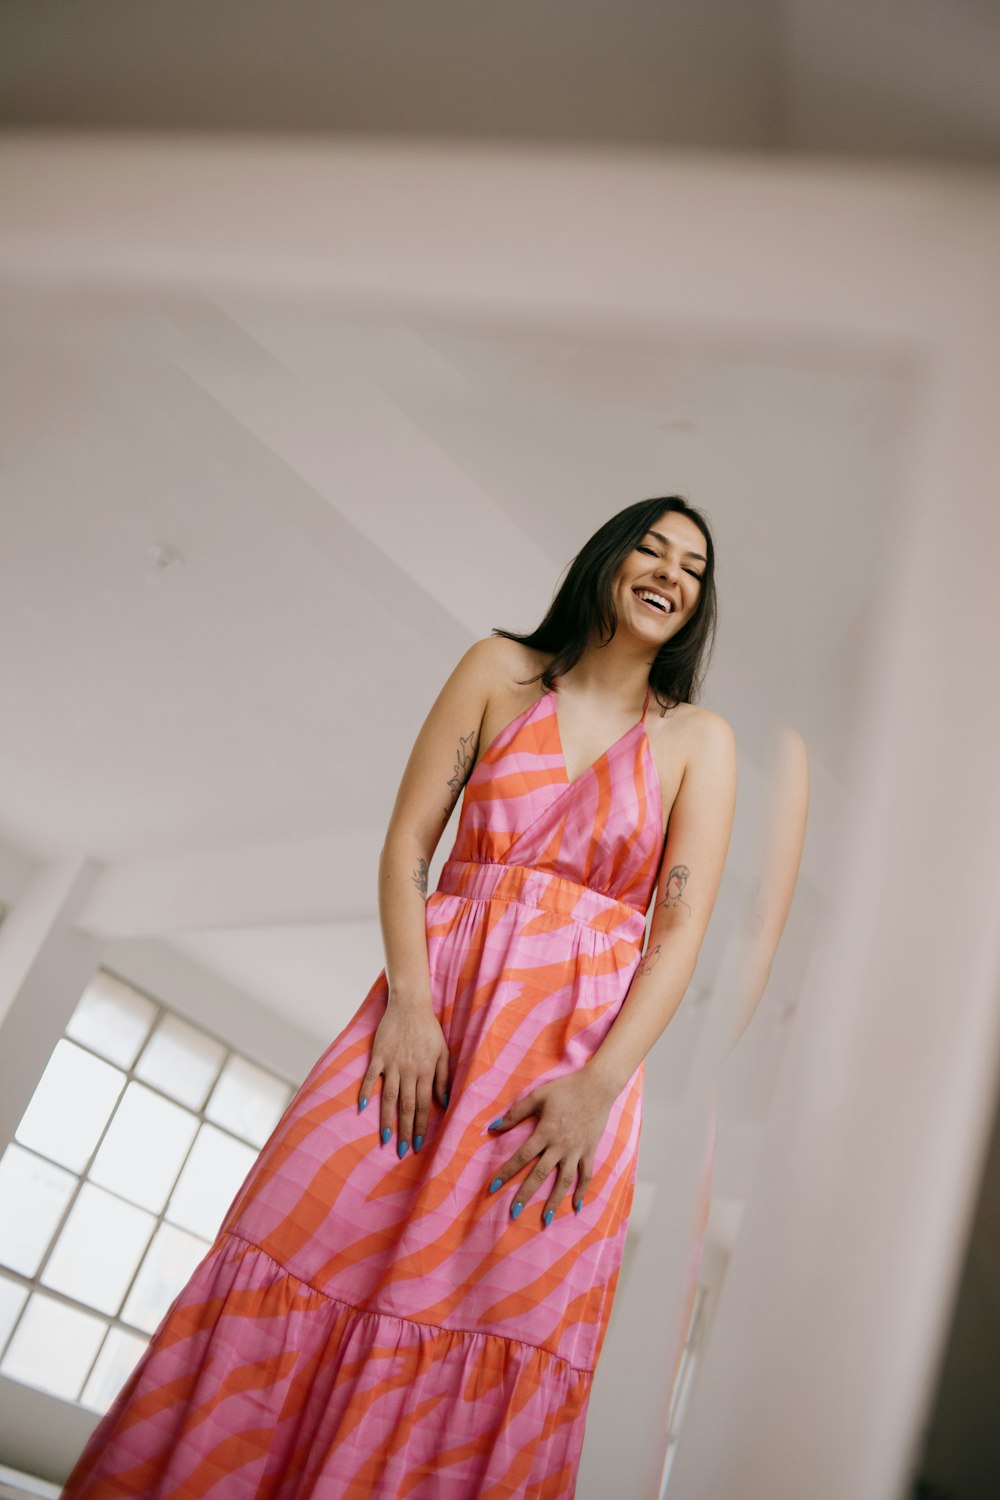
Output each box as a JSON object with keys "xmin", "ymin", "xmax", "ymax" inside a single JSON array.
[
  {"xmin": 491, "ymin": 496, "xmax": 718, "ymax": 715},
  {"xmin": 61, "ymin": 496, "xmax": 736, "ymax": 1500}
]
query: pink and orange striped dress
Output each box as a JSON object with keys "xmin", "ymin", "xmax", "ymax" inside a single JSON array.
[{"xmin": 64, "ymin": 677, "xmax": 665, "ymax": 1498}]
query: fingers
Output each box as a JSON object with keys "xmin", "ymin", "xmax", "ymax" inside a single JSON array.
[
  {"xmin": 543, "ymin": 1161, "xmax": 579, "ymax": 1224},
  {"xmin": 487, "ymin": 1133, "xmax": 563, "ymax": 1221},
  {"xmin": 511, "ymin": 1146, "xmax": 562, "ymax": 1218},
  {"xmin": 412, "ymin": 1076, "xmax": 432, "ymax": 1155},
  {"xmin": 573, "ymin": 1158, "xmax": 592, "ymax": 1215},
  {"xmin": 434, "ymin": 1051, "xmax": 451, "ymax": 1112},
  {"xmin": 484, "ymin": 1105, "xmax": 591, "ymax": 1225},
  {"xmin": 396, "ymin": 1077, "xmax": 417, "ymax": 1159},
  {"xmin": 509, "ymin": 1151, "xmax": 589, "ymax": 1225},
  {"xmin": 380, "ymin": 1065, "xmax": 399, "ymax": 1151},
  {"xmin": 363, "ymin": 1051, "xmax": 450, "ymax": 1155},
  {"xmin": 358, "ymin": 1056, "xmax": 381, "ymax": 1116},
  {"xmin": 487, "ymin": 1090, "xmax": 535, "ymax": 1133}
]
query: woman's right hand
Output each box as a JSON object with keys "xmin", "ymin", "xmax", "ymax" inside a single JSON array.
[{"xmin": 360, "ymin": 992, "xmax": 451, "ymax": 1157}]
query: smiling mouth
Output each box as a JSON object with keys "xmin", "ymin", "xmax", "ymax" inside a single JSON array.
[{"xmin": 633, "ymin": 587, "xmax": 674, "ymax": 615}]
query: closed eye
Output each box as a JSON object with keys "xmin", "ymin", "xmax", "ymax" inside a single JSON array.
[{"xmin": 636, "ymin": 545, "xmax": 704, "ymax": 581}]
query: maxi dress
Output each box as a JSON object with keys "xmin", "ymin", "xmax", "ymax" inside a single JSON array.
[{"xmin": 63, "ymin": 677, "xmax": 668, "ymax": 1500}]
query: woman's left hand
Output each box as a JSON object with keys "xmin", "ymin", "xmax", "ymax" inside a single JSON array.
[{"xmin": 485, "ymin": 1066, "xmax": 617, "ymax": 1225}]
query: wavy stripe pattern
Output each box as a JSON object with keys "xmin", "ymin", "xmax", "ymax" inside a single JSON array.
[{"xmin": 64, "ymin": 682, "xmax": 666, "ymax": 1498}]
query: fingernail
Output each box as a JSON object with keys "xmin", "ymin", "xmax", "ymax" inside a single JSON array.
[
  {"xmin": 442, "ymin": 1090, "xmax": 450, "ymax": 1108},
  {"xmin": 414, "ymin": 1135, "xmax": 423, "ymax": 1152},
  {"xmin": 487, "ymin": 1116, "xmax": 504, "ymax": 1131},
  {"xmin": 381, "ymin": 1126, "xmax": 391, "ymax": 1145},
  {"xmin": 573, "ymin": 1197, "xmax": 583, "ymax": 1213},
  {"xmin": 511, "ymin": 1201, "xmax": 523, "ymax": 1220},
  {"xmin": 397, "ymin": 1140, "xmax": 409, "ymax": 1159},
  {"xmin": 543, "ymin": 1209, "xmax": 554, "ymax": 1228},
  {"xmin": 488, "ymin": 1177, "xmax": 503, "ymax": 1194},
  {"xmin": 359, "ymin": 1096, "xmax": 368, "ymax": 1112}
]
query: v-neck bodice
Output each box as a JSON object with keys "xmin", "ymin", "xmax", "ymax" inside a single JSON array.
[
  {"xmin": 443, "ymin": 680, "xmax": 665, "ymax": 917},
  {"xmin": 549, "ymin": 675, "xmax": 652, "ymax": 790}
]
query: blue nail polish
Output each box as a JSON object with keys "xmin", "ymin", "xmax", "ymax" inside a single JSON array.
[
  {"xmin": 414, "ymin": 1135, "xmax": 423, "ymax": 1152},
  {"xmin": 511, "ymin": 1201, "xmax": 523, "ymax": 1220},
  {"xmin": 442, "ymin": 1090, "xmax": 450, "ymax": 1108},
  {"xmin": 381, "ymin": 1126, "xmax": 391, "ymax": 1144},
  {"xmin": 487, "ymin": 1117, "xmax": 504, "ymax": 1131},
  {"xmin": 543, "ymin": 1209, "xmax": 554, "ymax": 1227},
  {"xmin": 359, "ymin": 1096, "xmax": 368, "ymax": 1111},
  {"xmin": 397, "ymin": 1140, "xmax": 409, "ymax": 1159},
  {"xmin": 488, "ymin": 1177, "xmax": 503, "ymax": 1194},
  {"xmin": 573, "ymin": 1198, "xmax": 582, "ymax": 1213}
]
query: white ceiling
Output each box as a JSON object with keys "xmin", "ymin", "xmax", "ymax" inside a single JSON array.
[
  {"xmin": 0, "ymin": 282, "xmax": 908, "ymax": 1043},
  {"xmin": 3, "ymin": 0, "xmax": 1000, "ymax": 162}
]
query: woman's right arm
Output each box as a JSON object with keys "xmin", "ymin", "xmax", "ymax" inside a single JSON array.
[{"xmin": 361, "ymin": 637, "xmax": 500, "ymax": 1154}]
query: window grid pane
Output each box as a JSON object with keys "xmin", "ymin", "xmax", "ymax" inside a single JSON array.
[
  {"xmin": 135, "ymin": 1012, "xmax": 227, "ymax": 1111},
  {"xmin": 40, "ymin": 1183, "xmax": 157, "ymax": 1315},
  {"xmin": 14, "ymin": 1041, "xmax": 126, "ymax": 1173},
  {"xmin": 2, "ymin": 965, "xmax": 295, "ymax": 1417},
  {"xmin": 88, "ymin": 1082, "xmax": 200, "ymax": 1214},
  {"xmin": 0, "ymin": 1291, "xmax": 108, "ymax": 1402},
  {"xmin": 0, "ymin": 1145, "xmax": 78, "ymax": 1278},
  {"xmin": 80, "ymin": 1325, "xmax": 149, "ymax": 1414},
  {"xmin": 0, "ymin": 1274, "xmax": 29, "ymax": 1358},
  {"xmin": 205, "ymin": 1054, "xmax": 293, "ymax": 1147},
  {"xmin": 66, "ymin": 971, "xmax": 157, "ymax": 1069}
]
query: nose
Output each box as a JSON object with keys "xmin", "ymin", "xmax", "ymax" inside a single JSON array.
[{"xmin": 656, "ymin": 552, "xmax": 680, "ymax": 583}]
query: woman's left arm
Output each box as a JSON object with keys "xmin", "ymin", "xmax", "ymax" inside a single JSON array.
[
  {"xmin": 586, "ymin": 710, "xmax": 738, "ymax": 1099},
  {"xmin": 484, "ymin": 712, "xmax": 736, "ymax": 1223}
]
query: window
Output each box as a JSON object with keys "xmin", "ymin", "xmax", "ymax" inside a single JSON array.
[{"xmin": 0, "ymin": 968, "xmax": 294, "ymax": 1413}]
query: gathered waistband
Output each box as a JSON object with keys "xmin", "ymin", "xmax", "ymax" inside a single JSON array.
[{"xmin": 434, "ymin": 859, "xmax": 647, "ymax": 948}]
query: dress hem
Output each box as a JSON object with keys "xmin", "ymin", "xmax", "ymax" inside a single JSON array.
[{"xmin": 220, "ymin": 1229, "xmax": 596, "ymax": 1379}]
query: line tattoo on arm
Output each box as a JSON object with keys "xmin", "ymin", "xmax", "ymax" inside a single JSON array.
[
  {"xmin": 635, "ymin": 943, "xmax": 662, "ymax": 978},
  {"xmin": 658, "ymin": 863, "xmax": 692, "ymax": 918},
  {"xmin": 410, "ymin": 858, "xmax": 429, "ymax": 900},
  {"xmin": 442, "ymin": 729, "xmax": 478, "ymax": 823}
]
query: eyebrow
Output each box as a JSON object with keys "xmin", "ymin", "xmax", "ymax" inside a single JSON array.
[{"xmin": 645, "ymin": 529, "xmax": 707, "ymax": 565}]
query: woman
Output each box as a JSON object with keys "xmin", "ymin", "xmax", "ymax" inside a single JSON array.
[{"xmin": 63, "ymin": 495, "xmax": 736, "ymax": 1498}]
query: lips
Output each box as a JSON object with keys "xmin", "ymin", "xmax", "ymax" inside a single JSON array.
[{"xmin": 633, "ymin": 587, "xmax": 674, "ymax": 615}]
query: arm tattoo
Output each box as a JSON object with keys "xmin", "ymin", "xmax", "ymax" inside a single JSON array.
[
  {"xmin": 635, "ymin": 943, "xmax": 661, "ymax": 978},
  {"xmin": 658, "ymin": 863, "xmax": 692, "ymax": 918},
  {"xmin": 442, "ymin": 729, "xmax": 478, "ymax": 822},
  {"xmin": 410, "ymin": 858, "xmax": 429, "ymax": 900}
]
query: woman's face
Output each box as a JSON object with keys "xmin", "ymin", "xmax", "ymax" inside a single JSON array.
[{"xmin": 615, "ymin": 509, "xmax": 707, "ymax": 640}]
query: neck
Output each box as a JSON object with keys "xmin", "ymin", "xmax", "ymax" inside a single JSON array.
[{"xmin": 557, "ymin": 638, "xmax": 653, "ymax": 706}]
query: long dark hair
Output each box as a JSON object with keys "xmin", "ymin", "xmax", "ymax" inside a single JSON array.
[{"xmin": 493, "ymin": 496, "xmax": 718, "ymax": 708}]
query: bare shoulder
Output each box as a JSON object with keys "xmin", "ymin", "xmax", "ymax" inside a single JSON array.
[
  {"xmin": 687, "ymin": 704, "xmax": 736, "ymax": 753},
  {"xmin": 463, "ymin": 637, "xmax": 549, "ymax": 771},
  {"xmin": 681, "ymin": 707, "xmax": 737, "ymax": 786},
  {"xmin": 645, "ymin": 699, "xmax": 735, "ymax": 826},
  {"xmin": 459, "ymin": 635, "xmax": 543, "ymax": 696},
  {"xmin": 647, "ymin": 698, "xmax": 733, "ymax": 752}
]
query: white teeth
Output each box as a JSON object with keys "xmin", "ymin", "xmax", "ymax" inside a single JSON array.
[{"xmin": 635, "ymin": 589, "xmax": 672, "ymax": 613}]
